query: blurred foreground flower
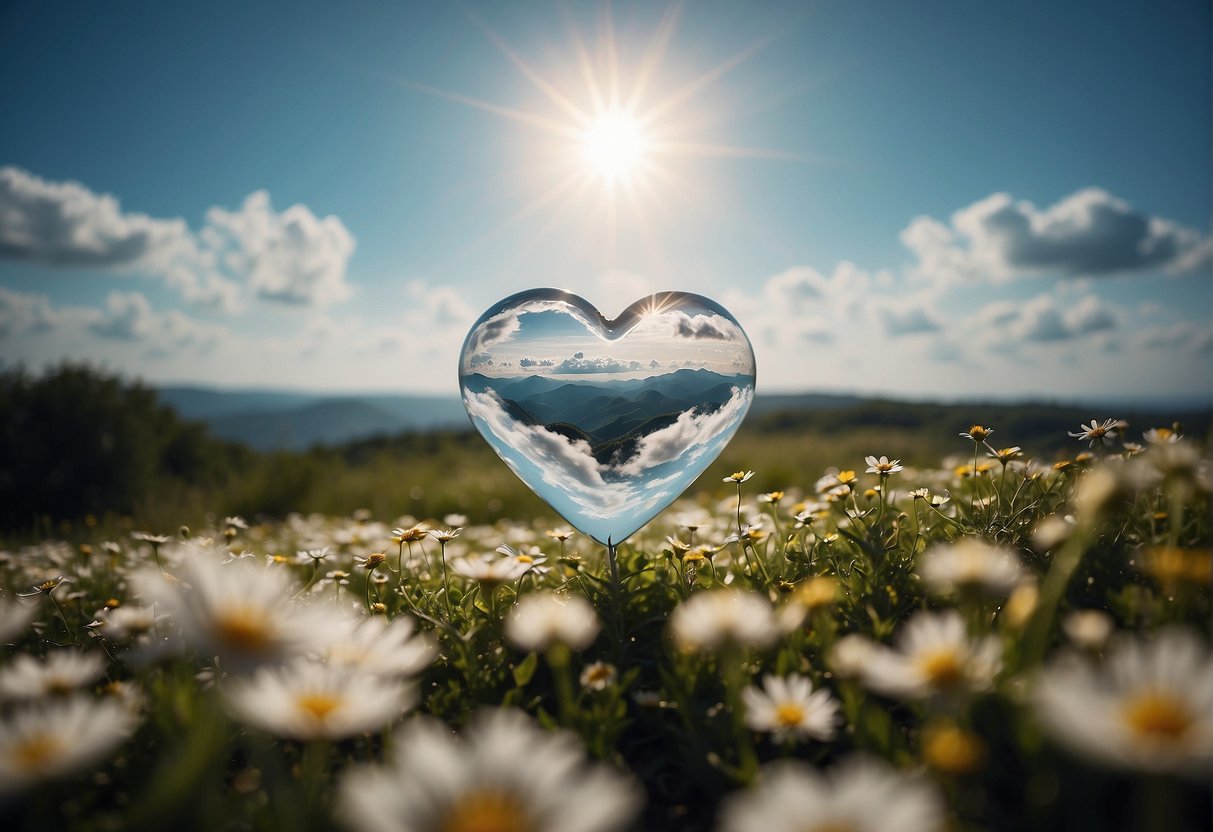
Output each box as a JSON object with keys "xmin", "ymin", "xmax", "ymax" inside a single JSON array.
[
  {"xmin": 506, "ymin": 592, "xmax": 599, "ymax": 652},
  {"xmin": 0, "ymin": 650, "xmax": 105, "ymax": 700},
  {"xmin": 669, "ymin": 590, "xmax": 778, "ymax": 652},
  {"xmin": 861, "ymin": 610, "xmax": 1001, "ymax": 701},
  {"xmin": 0, "ymin": 696, "xmax": 139, "ymax": 793},
  {"xmin": 336, "ymin": 709, "xmax": 640, "ymax": 832},
  {"xmin": 1034, "ymin": 628, "xmax": 1213, "ymax": 775},
  {"xmin": 453, "ymin": 554, "xmax": 531, "ymax": 589},
  {"xmin": 322, "ymin": 614, "xmax": 436, "ymax": 679},
  {"xmin": 918, "ymin": 538, "xmax": 1026, "ymax": 597},
  {"xmin": 0, "ymin": 597, "xmax": 37, "ymax": 642},
  {"xmin": 718, "ymin": 756, "xmax": 944, "ymax": 832},
  {"xmin": 225, "ymin": 659, "xmax": 414, "ymax": 741},
  {"xmin": 132, "ymin": 553, "xmax": 344, "ymax": 670}
]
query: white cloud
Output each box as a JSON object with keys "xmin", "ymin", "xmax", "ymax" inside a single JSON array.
[
  {"xmin": 723, "ymin": 261, "xmax": 881, "ymax": 356},
  {"xmin": 1, "ymin": 287, "xmax": 226, "ymax": 357},
  {"xmin": 0, "ymin": 286, "xmax": 60, "ymax": 336},
  {"xmin": 89, "ymin": 291, "xmax": 155, "ymax": 341},
  {"xmin": 615, "ymin": 386, "xmax": 752, "ymax": 477},
  {"xmin": 0, "ymin": 167, "xmax": 189, "ymax": 267},
  {"xmin": 1136, "ymin": 322, "xmax": 1213, "ymax": 354},
  {"xmin": 0, "ymin": 166, "xmax": 355, "ymax": 310},
  {"xmin": 202, "ymin": 191, "xmax": 354, "ymax": 306},
  {"xmin": 972, "ymin": 292, "xmax": 1120, "ymax": 345},
  {"xmin": 904, "ymin": 187, "xmax": 1209, "ymax": 282},
  {"xmin": 670, "ymin": 311, "xmax": 735, "ymax": 341},
  {"xmin": 876, "ymin": 300, "xmax": 942, "ymax": 336},
  {"xmin": 519, "ymin": 357, "xmax": 555, "ymax": 368},
  {"xmin": 551, "ymin": 354, "xmax": 644, "ymax": 374}
]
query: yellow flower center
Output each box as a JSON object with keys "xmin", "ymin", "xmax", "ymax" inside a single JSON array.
[
  {"xmin": 796, "ymin": 578, "xmax": 838, "ymax": 611},
  {"xmin": 296, "ymin": 693, "xmax": 342, "ymax": 722},
  {"xmin": 918, "ymin": 649, "xmax": 966, "ymax": 689},
  {"xmin": 441, "ymin": 789, "xmax": 532, "ymax": 832},
  {"xmin": 213, "ymin": 606, "xmax": 274, "ymax": 653},
  {"xmin": 13, "ymin": 733, "xmax": 61, "ymax": 772},
  {"xmin": 585, "ymin": 665, "xmax": 613, "ymax": 685},
  {"xmin": 1123, "ymin": 692, "xmax": 1192, "ymax": 742},
  {"xmin": 923, "ymin": 721, "xmax": 985, "ymax": 774},
  {"xmin": 774, "ymin": 702, "xmax": 806, "ymax": 728},
  {"xmin": 45, "ymin": 677, "xmax": 74, "ymax": 696},
  {"xmin": 516, "ymin": 555, "xmax": 534, "ymax": 564}
]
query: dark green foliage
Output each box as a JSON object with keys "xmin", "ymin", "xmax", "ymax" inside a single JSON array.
[{"xmin": 0, "ymin": 364, "xmax": 250, "ymax": 530}]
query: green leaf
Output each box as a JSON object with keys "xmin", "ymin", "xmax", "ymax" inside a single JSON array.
[{"xmin": 512, "ymin": 651, "xmax": 539, "ymax": 687}]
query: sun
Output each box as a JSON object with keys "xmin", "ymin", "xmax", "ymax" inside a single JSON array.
[
  {"xmin": 388, "ymin": 6, "xmax": 802, "ymax": 257},
  {"xmin": 582, "ymin": 110, "xmax": 649, "ymax": 182}
]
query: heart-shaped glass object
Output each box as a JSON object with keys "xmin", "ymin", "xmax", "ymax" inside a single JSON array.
[{"xmin": 459, "ymin": 289, "xmax": 756, "ymax": 545}]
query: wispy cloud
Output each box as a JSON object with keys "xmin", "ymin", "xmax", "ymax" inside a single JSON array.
[
  {"xmin": 1, "ymin": 286, "xmax": 227, "ymax": 356},
  {"xmin": 551, "ymin": 352, "xmax": 644, "ymax": 374}
]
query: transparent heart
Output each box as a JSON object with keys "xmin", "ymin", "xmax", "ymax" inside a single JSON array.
[{"xmin": 458, "ymin": 289, "xmax": 756, "ymax": 545}]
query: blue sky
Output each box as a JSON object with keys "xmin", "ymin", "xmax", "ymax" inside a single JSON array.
[{"xmin": 1, "ymin": 0, "xmax": 1209, "ymax": 402}]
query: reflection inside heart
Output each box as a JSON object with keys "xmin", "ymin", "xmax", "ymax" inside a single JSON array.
[{"xmin": 458, "ymin": 289, "xmax": 756, "ymax": 545}]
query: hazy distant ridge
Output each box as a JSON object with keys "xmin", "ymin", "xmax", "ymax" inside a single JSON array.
[
  {"xmin": 158, "ymin": 385, "xmax": 468, "ymax": 450},
  {"xmin": 157, "ymin": 379, "xmax": 1211, "ymax": 452}
]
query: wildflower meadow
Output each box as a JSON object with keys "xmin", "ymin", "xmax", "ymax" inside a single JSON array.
[{"xmin": 0, "ymin": 403, "xmax": 1209, "ymax": 832}]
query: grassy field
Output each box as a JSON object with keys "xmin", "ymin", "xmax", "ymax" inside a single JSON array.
[{"xmin": 1, "ymin": 367, "xmax": 1210, "ymax": 831}]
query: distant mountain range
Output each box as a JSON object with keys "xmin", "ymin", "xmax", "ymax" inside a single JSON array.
[
  {"xmin": 156, "ymin": 380, "xmax": 1211, "ymax": 452},
  {"xmin": 157, "ymin": 386, "xmax": 469, "ymax": 450}
]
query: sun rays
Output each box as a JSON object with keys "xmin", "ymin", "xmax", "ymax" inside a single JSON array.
[{"xmin": 380, "ymin": 2, "xmax": 804, "ymax": 265}]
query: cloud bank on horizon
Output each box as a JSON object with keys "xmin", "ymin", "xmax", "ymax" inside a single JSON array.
[{"xmin": 0, "ymin": 164, "xmax": 1208, "ymax": 402}]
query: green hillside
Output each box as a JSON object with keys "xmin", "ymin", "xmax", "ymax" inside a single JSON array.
[{"xmin": 1, "ymin": 364, "xmax": 1207, "ymax": 536}]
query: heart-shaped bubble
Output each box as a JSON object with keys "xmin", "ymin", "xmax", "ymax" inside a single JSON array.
[{"xmin": 458, "ymin": 289, "xmax": 756, "ymax": 545}]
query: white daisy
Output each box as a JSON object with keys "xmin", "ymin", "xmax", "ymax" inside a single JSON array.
[
  {"xmin": 132, "ymin": 553, "xmax": 342, "ymax": 670},
  {"xmin": 861, "ymin": 610, "xmax": 1002, "ymax": 700},
  {"xmin": 0, "ymin": 597, "xmax": 37, "ymax": 643},
  {"xmin": 742, "ymin": 674, "xmax": 839, "ymax": 742},
  {"xmin": 828, "ymin": 633, "xmax": 878, "ymax": 679},
  {"xmin": 918, "ymin": 538, "xmax": 1026, "ymax": 597},
  {"xmin": 322, "ymin": 614, "xmax": 436, "ymax": 679},
  {"xmin": 1061, "ymin": 609, "xmax": 1115, "ymax": 650},
  {"xmin": 0, "ymin": 651, "xmax": 106, "ymax": 699},
  {"xmin": 669, "ymin": 590, "xmax": 778, "ymax": 652},
  {"xmin": 718, "ymin": 756, "xmax": 945, "ymax": 832},
  {"xmin": 505, "ymin": 592, "xmax": 599, "ymax": 652},
  {"xmin": 1034, "ymin": 628, "xmax": 1213, "ymax": 775},
  {"xmin": 580, "ymin": 661, "xmax": 617, "ymax": 692},
  {"xmin": 865, "ymin": 455, "xmax": 904, "ymax": 476},
  {"xmin": 96, "ymin": 604, "xmax": 158, "ymax": 641},
  {"xmin": 1068, "ymin": 418, "xmax": 1120, "ymax": 448},
  {"xmin": 336, "ymin": 708, "xmax": 639, "ymax": 832},
  {"xmin": 224, "ymin": 659, "xmax": 414, "ymax": 741},
  {"xmin": 0, "ymin": 696, "xmax": 139, "ymax": 793},
  {"xmin": 452, "ymin": 555, "xmax": 531, "ymax": 588},
  {"xmin": 496, "ymin": 544, "xmax": 550, "ymax": 574}
]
